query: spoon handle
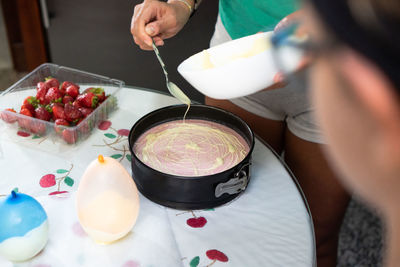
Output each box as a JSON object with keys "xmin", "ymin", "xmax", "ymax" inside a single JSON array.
[{"xmin": 152, "ymin": 40, "xmax": 169, "ymax": 82}]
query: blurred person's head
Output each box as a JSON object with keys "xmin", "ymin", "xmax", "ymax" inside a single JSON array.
[{"xmin": 303, "ymin": 0, "xmax": 400, "ymax": 219}]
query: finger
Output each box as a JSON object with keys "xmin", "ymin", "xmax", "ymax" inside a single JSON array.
[
  {"xmin": 297, "ymin": 56, "xmax": 311, "ymax": 70},
  {"xmin": 133, "ymin": 3, "xmax": 157, "ymax": 47},
  {"xmin": 131, "ymin": 4, "xmax": 143, "ymax": 34},
  {"xmin": 145, "ymin": 20, "xmax": 166, "ymax": 37},
  {"xmin": 274, "ymin": 17, "xmax": 289, "ymax": 32},
  {"xmin": 139, "ymin": 43, "xmax": 154, "ymax": 51},
  {"xmin": 154, "ymin": 38, "xmax": 164, "ymax": 46},
  {"xmin": 133, "ymin": 4, "xmax": 142, "ymax": 20},
  {"xmin": 131, "ymin": 5, "xmax": 147, "ymax": 48},
  {"xmin": 273, "ymin": 72, "xmax": 285, "ymax": 83},
  {"xmin": 144, "ymin": 21, "xmax": 169, "ymax": 46}
]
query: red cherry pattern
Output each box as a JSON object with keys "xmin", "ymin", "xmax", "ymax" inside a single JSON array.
[
  {"xmin": 94, "ymin": 122, "xmax": 131, "ymax": 163},
  {"xmin": 98, "ymin": 120, "xmax": 111, "ymax": 130},
  {"xmin": 49, "ymin": 191, "xmax": 68, "ymax": 196},
  {"xmin": 178, "ymin": 210, "xmax": 213, "ymax": 228},
  {"xmin": 39, "ymin": 174, "xmax": 56, "ymax": 187},
  {"xmin": 39, "ymin": 165, "xmax": 74, "ymax": 196},
  {"xmin": 17, "ymin": 130, "xmax": 30, "ymax": 137},
  {"xmin": 206, "ymin": 249, "xmax": 228, "ymax": 262},
  {"xmin": 72, "ymin": 221, "xmax": 87, "ymax": 237},
  {"xmin": 187, "ymin": 217, "xmax": 207, "ymax": 228},
  {"xmin": 189, "ymin": 249, "xmax": 228, "ymax": 267},
  {"xmin": 117, "ymin": 129, "xmax": 130, "ymax": 136},
  {"xmin": 122, "ymin": 260, "xmax": 140, "ymax": 267}
]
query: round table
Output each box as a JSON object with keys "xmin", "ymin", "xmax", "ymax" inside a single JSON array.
[{"xmin": 0, "ymin": 87, "xmax": 315, "ymax": 267}]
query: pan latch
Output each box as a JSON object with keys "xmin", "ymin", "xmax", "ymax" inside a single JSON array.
[{"xmin": 215, "ymin": 163, "xmax": 251, "ymax": 198}]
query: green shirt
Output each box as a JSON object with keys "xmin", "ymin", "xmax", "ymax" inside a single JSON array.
[{"xmin": 219, "ymin": 0, "xmax": 299, "ymax": 39}]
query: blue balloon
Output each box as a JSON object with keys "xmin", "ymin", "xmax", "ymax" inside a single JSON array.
[{"xmin": 0, "ymin": 191, "xmax": 47, "ymax": 243}]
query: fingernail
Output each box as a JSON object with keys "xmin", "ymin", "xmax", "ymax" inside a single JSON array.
[{"xmin": 145, "ymin": 26, "xmax": 154, "ymax": 35}]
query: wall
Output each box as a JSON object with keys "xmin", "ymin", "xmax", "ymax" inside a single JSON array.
[{"xmin": 45, "ymin": 0, "xmax": 219, "ymax": 103}]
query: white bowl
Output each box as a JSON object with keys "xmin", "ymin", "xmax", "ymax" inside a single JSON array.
[{"xmin": 178, "ymin": 32, "xmax": 302, "ymax": 100}]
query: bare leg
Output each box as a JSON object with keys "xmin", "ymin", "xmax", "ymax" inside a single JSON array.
[
  {"xmin": 284, "ymin": 130, "xmax": 350, "ymax": 267},
  {"xmin": 205, "ymin": 97, "xmax": 285, "ymax": 153},
  {"xmin": 205, "ymin": 97, "xmax": 349, "ymax": 266}
]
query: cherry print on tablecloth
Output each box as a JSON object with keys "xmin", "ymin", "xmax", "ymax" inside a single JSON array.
[
  {"xmin": 39, "ymin": 164, "xmax": 74, "ymax": 195},
  {"xmin": 72, "ymin": 221, "xmax": 87, "ymax": 237},
  {"xmin": 117, "ymin": 129, "xmax": 130, "ymax": 136},
  {"xmin": 187, "ymin": 216, "xmax": 207, "ymax": 228},
  {"xmin": 98, "ymin": 120, "xmax": 112, "ymax": 130},
  {"xmin": 122, "ymin": 260, "xmax": 141, "ymax": 267},
  {"xmin": 17, "ymin": 130, "xmax": 30, "ymax": 137},
  {"xmin": 94, "ymin": 120, "xmax": 132, "ymax": 163},
  {"xmin": 176, "ymin": 209, "xmax": 214, "ymax": 228},
  {"xmin": 206, "ymin": 250, "xmax": 228, "ymax": 263},
  {"xmin": 17, "ymin": 130, "xmax": 49, "ymax": 144},
  {"xmin": 189, "ymin": 249, "xmax": 228, "ymax": 267}
]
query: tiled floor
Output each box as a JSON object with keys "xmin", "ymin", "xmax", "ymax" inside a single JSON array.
[{"xmin": 0, "ymin": 69, "xmax": 27, "ymax": 91}]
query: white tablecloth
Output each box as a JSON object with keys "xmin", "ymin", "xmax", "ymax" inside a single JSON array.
[{"xmin": 0, "ymin": 87, "xmax": 315, "ymax": 266}]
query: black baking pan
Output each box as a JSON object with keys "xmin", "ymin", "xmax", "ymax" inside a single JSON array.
[{"xmin": 128, "ymin": 104, "xmax": 254, "ymax": 210}]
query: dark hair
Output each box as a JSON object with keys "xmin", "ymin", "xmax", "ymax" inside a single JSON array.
[{"xmin": 309, "ymin": 0, "xmax": 400, "ymax": 92}]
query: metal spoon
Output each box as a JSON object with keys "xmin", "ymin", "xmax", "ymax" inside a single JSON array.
[{"xmin": 151, "ymin": 39, "xmax": 191, "ymax": 105}]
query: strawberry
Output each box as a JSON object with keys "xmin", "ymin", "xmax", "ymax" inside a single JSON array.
[
  {"xmin": 66, "ymin": 84, "xmax": 80, "ymax": 99},
  {"xmin": 36, "ymin": 82, "xmax": 50, "ymax": 105},
  {"xmin": 52, "ymin": 103, "xmax": 66, "ymax": 120},
  {"xmin": 76, "ymin": 92, "xmax": 98, "ymax": 108},
  {"xmin": 72, "ymin": 100, "xmax": 81, "ymax": 109},
  {"xmin": 55, "ymin": 118, "xmax": 69, "ymax": 126},
  {"xmin": 84, "ymin": 87, "xmax": 105, "ymax": 102},
  {"xmin": 54, "ymin": 118, "xmax": 69, "ymax": 134},
  {"xmin": 37, "ymin": 81, "xmax": 50, "ymax": 92},
  {"xmin": 62, "ymin": 95, "xmax": 74, "ymax": 105},
  {"xmin": 19, "ymin": 108, "xmax": 33, "ymax": 117},
  {"xmin": 45, "ymin": 87, "xmax": 63, "ymax": 103},
  {"xmin": 78, "ymin": 107, "xmax": 93, "ymax": 117},
  {"xmin": 34, "ymin": 106, "xmax": 52, "ymax": 121},
  {"xmin": 45, "ymin": 77, "xmax": 60, "ymax": 89},
  {"xmin": 30, "ymin": 121, "xmax": 46, "ymax": 136},
  {"xmin": 62, "ymin": 129, "xmax": 77, "ymax": 144},
  {"xmin": 21, "ymin": 103, "xmax": 35, "ymax": 115},
  {"xmin": 1, "ymin": 108, "xmax": 17, "ymax": 123},
  {"xmin": 23, "ymin": 96, "xmax": 39, "ymax": 107},
  {"xmin": 64, "ymin": 103, "xmax": 82, "ymax": 122},
  {"xmin": 60, "ymin": 81, "xmax": 78, "ymax": 95},
  {"xmin": 18, "ymin": 108, "xmax": 33, "ymax": 129},
  {"xmin": 21, "ymin": 96, "xmax": 39, "ymax": 114},
  {"xmin": 77, "ymin": 118, "xmax": 91, "ymax": 136}
]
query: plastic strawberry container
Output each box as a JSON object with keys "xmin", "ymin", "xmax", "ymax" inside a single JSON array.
[{"xmin": 0, "ymin": 63, "xmax": 123, "ymax": 148}]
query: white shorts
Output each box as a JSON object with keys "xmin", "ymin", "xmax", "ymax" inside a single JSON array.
[{"xmin": 210, "ymin": 15, "xmax": 324, "ymax": 144}]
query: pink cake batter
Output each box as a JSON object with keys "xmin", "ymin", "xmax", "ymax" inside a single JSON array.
[{"xmin": 133, "ymin": 119, "xmax": 250, "ymax": 176}]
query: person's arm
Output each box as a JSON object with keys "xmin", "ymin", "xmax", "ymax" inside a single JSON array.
[{"xmin": 130, "ymin": 0, "xmax": 194, "ymax": 50}]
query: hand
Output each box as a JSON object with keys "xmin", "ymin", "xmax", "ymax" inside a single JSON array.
[
  {"xmin": 131, "ymin": 0, "xmax": 192, "ymax": 50},
  {"xmin": 274, "ymin": 10, "xmax": 303, "ymax": 32}
]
